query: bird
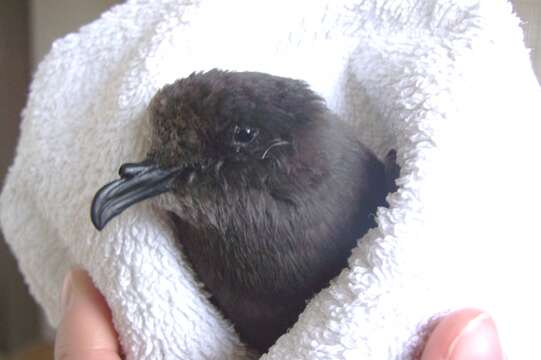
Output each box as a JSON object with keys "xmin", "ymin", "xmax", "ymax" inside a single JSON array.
[{"xmin": 91, "ymin": 69, "xmax": 398, "ymax": 353}]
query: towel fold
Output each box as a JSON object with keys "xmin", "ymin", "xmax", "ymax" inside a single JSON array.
[{"xmin": 2, "ymin": 0, "xmax": 540, "ymax": 359}]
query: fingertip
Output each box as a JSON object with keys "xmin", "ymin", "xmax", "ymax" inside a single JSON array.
[
  {"xmin": 421, "ymin": 309, "xmax": 504, "ymax": 360},
  {"xmin": 55, "ymin": 268, "xmax": 122, "ymax": 360}
]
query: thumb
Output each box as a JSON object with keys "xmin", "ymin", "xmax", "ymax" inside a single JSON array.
[
  {"xmin": 421, "ymin": 308, "xmax": 504, "ymax": 360},
  {"xmin": 55, "ymin": 268, "xmax": 122, "ymax": 360}
]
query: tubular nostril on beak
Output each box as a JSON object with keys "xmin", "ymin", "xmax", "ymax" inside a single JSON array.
[{"xmin": 119, "ymin": 160, "xmax": 156, "ymax": 179}]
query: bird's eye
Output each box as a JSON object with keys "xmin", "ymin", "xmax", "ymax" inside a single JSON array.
[{"xmin": 233, "ymin": 126, "xmax": 258, "ymax": 144}]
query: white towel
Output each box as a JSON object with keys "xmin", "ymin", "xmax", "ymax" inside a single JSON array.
[{"xmin": 1, "ymin": 0, "xmax": 540, "ymax": 359}]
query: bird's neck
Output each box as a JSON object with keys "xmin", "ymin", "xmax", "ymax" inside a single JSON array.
[{"xmin": 167, "ymin": 185, "xmax": 342, "ymax": 297}]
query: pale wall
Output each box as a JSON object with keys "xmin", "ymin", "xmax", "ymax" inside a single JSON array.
[
  {"xmin": 30, "ymin": 0, "xmax": 121, "ymax": 67},
  {"xmin": 514, "ymin": 0, "xmax": 541, "ymax": 81}
]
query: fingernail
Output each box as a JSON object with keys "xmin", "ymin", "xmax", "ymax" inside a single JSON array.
[
  {"xmin": 447, "ymin": 312, "xmax": 504, "ymax": 360},
  {"xmin": 60, "ymin": 270, "xmax": 73, "ymax": 313}
]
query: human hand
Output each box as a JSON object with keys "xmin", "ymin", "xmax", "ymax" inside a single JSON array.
[
  {"xmin": 421, "ymin": 308, "xmax": 504, "ymax": 360},
  {"xmin": 55, "ymin": 269, "xmax": 122, "ymax": 360},
  {"xmin": 54, "ymin": 268, "xmax": 504, "ymax": 360}
]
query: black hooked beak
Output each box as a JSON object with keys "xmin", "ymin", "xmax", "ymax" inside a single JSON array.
[{"xmin": 90, "ymin": 160, "xmax": 190, "ymax": 231}]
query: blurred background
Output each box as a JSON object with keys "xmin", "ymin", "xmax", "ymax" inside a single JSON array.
[
  {"xmin": 0, "ymin": 1, "xmax": 540, "ymax": 359},
  {"xmin": 1, "ymin": 2, "xmax": 121, "ymax": 359}
]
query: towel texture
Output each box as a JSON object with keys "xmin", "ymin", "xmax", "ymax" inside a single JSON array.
[{"xmin": 1, "ymin": 0, "xmax": 540, "ymax": 359}]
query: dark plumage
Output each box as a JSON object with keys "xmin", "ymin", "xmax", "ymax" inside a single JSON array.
[{"xmin": 91, "ymin": 69, "xmax": 397, "ymax": 353}]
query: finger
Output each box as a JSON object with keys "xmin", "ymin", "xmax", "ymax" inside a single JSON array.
[
  {"xmin": 421, "ymin": 308, "xmax": 504, "ymax": 360},
  {"xmin": 55, "ymin": 268, "xmax": 122, "ymax": 360}
]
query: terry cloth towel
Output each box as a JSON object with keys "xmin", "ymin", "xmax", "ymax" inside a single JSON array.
[{"xmin": 1, "ymin": 0, "xmax": 540, "ymax": 359}]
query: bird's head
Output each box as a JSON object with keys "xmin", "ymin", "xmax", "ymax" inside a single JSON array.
[{"xmin": 91, "ymin": 70, "xmax": 330, "ymax": 230}]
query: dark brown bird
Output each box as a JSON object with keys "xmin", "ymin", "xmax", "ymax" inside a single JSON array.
[{"xmin": 91, "ymin": 69, "xmax": 397, "ymax": 353}]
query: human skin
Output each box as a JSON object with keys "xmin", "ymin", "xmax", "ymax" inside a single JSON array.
[{"xmin": 54, "ymin": 269, "xmax": 504, "ymax": 360}]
